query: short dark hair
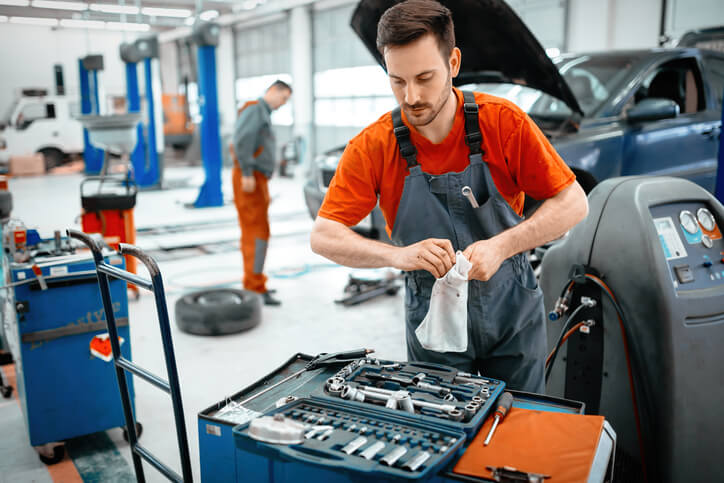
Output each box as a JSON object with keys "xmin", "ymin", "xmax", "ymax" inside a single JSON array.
[
  {"xmin": 376, "ymin": 0, "xmax": 455, "ymax": 61},
  {"xmin": 268, "ymin": 79, "xmax": 292, "ymax": 93}
]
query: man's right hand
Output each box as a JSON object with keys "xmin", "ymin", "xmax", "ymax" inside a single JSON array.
[
  {"xmin": 241, "ymin": 175, "xmax": 256, "ymax": 193},
  {"xmin": 395, "ymin": 238, "xmax": 455, "ymax": 278}
]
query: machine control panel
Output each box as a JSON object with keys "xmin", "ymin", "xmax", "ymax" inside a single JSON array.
[{"xmin": 651, "ymin": 202, "xmax": 724, "ymax": 292}]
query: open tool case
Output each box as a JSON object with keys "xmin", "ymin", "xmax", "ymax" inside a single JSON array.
[{"xmin": 199, "ymin": 353, "xmax": 587, "ymax": 481}]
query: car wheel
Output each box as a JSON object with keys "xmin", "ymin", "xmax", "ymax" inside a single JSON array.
[
  {"xmin": 38, "ymin": 148, "xmax": 65, "ymax": 171},
  {"xmin": 175, "ymin": 289, "xmax": 262, "ymax": 336}
]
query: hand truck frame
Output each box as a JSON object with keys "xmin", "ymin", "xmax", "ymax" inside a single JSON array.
[{"xmin": 68, "ymin": 230, "xmax": 192, "ymax": 482}]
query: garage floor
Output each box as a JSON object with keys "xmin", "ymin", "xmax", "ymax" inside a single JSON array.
[{"xmin": 1, "ymin": 166, "xmax": 407, "ymax": 482}]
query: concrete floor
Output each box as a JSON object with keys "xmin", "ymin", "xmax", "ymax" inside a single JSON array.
[{"xmin": 3, "ymin": 166, "xmax": 406, "ymax": 482}]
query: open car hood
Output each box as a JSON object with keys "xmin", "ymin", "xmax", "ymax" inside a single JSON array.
[{"xmin": 351, "ymin": 0, "xmax": 583, "ymax": 116}]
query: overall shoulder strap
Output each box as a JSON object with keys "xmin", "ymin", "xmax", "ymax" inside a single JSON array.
[
  {"xmin": 462, "ymin": 91, "xmax": 484, "ymax": 156},
  {"xmin": 391, "ymin": 108, "xmax": 418, "ymax": 168}
]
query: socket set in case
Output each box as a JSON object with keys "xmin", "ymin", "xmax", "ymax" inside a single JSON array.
[
  {"xmin": 324, "ymin": 358, "xmax": 504, "ymax": 437},
  {"xmin": 233, "ymin": 397, "xmax": 466, "ymax": 480}
]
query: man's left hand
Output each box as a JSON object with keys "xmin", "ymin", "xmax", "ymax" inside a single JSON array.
[{"xmin": 463, "ymin": 238, "xmax": 507, "ymax": 281}]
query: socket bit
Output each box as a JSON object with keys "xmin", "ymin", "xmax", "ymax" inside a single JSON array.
[
  {"xmin": 359, "ymin": 441, "xmax": 385, "ymax": 460},
  {"xmin": 316, "ymin": 428, "xmax": 334, "ymax": 441},
  {"xmin": 403, "ymin": 451, "xmax": 431, "ymax": 471},
  {"xmin": 398, "ymin": 394, "xmax": 415, "ymax": 413},
  {"xmin": 447, "ymin": 409, "xmax": 464, "ymax": 422},
  {"xmin": 380, "ymin": 446, "xmax": 408, "ymax": 466},
  {"xmin": 341, "ymin": 436, "xmax": 367, "ymax": 455},
  {"xmin": 416, "ymin": 381, "xmax": 452, "ymax": 396}
]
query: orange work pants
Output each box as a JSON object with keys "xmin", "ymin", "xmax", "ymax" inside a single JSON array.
[{"xmin": 232, "ymin": 166, "xmax": 270, "ymax": 293}]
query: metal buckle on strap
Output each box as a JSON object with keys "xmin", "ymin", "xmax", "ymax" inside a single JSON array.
[
  {"xmin": 400, "ymin": 145, "xmax": 416, "ymax": 157},
  {"xmin": 393, "ymin": 125, "xmax": 410, "ymax": 139},
  {"xmin": 464, "ymin": 102, "xmax": 478, "ymax": 115},
  {"xmin": 465, "ymin": 132, "xmax": 483, "ymax": 145}
]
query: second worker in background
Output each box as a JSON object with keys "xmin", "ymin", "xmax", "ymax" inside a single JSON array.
[{"xmin": 232, "ymin": 80, "xmax": 292, "ymax": 306}]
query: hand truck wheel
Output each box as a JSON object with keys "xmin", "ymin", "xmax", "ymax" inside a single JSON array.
[
  {"xmin": 37, "ymin": 444, "xmax": 65, "ymax": 465},
  {"xmin": 1, "ymin": 384, "xmax": 13, "ymax": 398},
  {"xmin": 122, "ymin": 422, "xmax": 143, "ymax": 442}
]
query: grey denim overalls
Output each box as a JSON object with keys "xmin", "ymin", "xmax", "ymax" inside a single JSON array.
[{"xmin": 389, "ymin": 91, "xmax": 546, "ymax": 393}]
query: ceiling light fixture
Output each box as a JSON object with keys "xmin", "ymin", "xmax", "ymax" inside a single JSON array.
[
  {"xmin": 60, "ymin": 18, "xmax": 104, "ymax": 29},
  {"xmin": 141, "ymin": 6, "xmax": 191, "ymax": 18},
  {"xmin": 0, "ymin": 0, "xmax": 30, "ymax": 6},
  {"xmin": 89, "ymin": 3, "xmax": 138, "ymax": 14},
  {"xmin": 0, "ymin": 15, "xmax": 8, "ymax": 21},
  {"xmin": 31, "ymin": 0, "xmax": 87, "ymax": 10},
  {"xmin": 9, "ymin": 15, "xmax": 59, "ymax": 25},
  {"xmin": 199, "ymin": 9, "xmax": 218, "ymax": 21},
  {"xmin": 105, "ymin": 21, "xmax": 149, "ymax": 32}
]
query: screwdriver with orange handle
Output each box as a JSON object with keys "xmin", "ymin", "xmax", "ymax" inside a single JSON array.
[{"xmin": 483, "ymin": 391, "xmax": 513, "ymax": 446}]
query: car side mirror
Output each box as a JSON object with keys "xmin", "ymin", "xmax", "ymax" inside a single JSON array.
[{"xmin": 626, "ymin": 98, "xmax": 680, "ymax": 123}]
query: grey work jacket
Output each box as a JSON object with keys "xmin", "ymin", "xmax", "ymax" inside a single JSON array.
[{"xmin": 232, "ymin": 98, "xmax": 275, "ymax": 178}]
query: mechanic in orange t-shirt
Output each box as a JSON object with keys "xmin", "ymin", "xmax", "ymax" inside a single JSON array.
[{"xmin": 311, "ymin": 0, "xmax": 588, "ymax": 392}]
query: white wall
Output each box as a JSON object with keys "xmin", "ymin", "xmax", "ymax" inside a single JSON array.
[
  {"xmin": 216, "ymin": 26, "xmax": 237, "ymax": 130},
  {"xmin": 567, "ymin": 0, "xmax": 661, "ymax": 52},
  {"xmin": 0, "ymin": 23, "xmax": 144, "ymax": 117},
  {"xmin": 159, "ymin": 40, "xmax": 179, "ymax": 94},
  {"xmin": 666, "ymin": 0, "xmax": 724, "ymax": 38}
]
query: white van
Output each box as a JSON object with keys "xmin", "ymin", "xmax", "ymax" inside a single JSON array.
[{"xmin": 0, "ymin": 94, "xmax": 84, "ymax": 171}]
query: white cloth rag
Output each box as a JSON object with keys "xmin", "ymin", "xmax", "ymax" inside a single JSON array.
[{"xmin": 415, "ymin": 250, "xmax": 472, "ymax": 353}]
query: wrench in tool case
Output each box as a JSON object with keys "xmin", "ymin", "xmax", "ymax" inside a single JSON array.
[{"xmin": 324, "ymin": 358, "xmax": 505, "ymax": 437}]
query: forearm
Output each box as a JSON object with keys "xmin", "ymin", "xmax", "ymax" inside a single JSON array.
[
  {"xmin": 494, "ymin": 181, "xmax": 589, "ymax": 259},
  {"xmin": 310, "ymin": 217, "xmax": 399, "ymax": 268}
]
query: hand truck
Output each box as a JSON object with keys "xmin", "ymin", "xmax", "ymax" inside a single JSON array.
[{"xmin": 68, "ymin": 230, "xmax": 192, "ymax": 482}]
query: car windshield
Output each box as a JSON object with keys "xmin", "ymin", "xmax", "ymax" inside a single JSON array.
[
  {"xmin": 467, "ymin": 54, "xmax": 636, "ymax": 118},
  {"xmin": 2, "ymin": 99, "xmax": 19, "ymax": 126}
]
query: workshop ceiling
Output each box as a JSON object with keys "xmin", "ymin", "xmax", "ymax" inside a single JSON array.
[{"xmin": 0, "ymin": 0, "xmax": 252, "ymax": 31}]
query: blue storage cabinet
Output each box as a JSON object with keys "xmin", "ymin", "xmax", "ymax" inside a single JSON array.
[{"xmin": 7, "ymin": 252, "xmax": 135, "ymax": 446}]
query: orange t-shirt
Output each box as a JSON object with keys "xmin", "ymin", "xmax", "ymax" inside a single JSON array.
[{"xmin": 318, "ymin": 88, "xmax": 575, "ymax": 234}]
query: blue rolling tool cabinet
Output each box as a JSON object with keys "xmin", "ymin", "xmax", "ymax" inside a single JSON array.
[{"xmin": 3, "ymin": 241, "xmax": 135, "ymax": 461}]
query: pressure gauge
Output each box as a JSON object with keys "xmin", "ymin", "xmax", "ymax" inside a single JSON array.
[
  {"xmin": 679, "ymin": 210, "xmax": 699, "ymax": 234},
  {"xmin": 697, "ymin": 208, "xmax": 716, "ymax": 232}
]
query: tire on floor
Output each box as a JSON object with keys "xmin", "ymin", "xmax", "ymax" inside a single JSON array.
[{"xmin": 175, "ymin": 289, "xmax": 262, "ymax": 336}]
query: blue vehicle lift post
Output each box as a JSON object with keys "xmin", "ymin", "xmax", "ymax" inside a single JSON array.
[
  {"xmin": 68, "ymin": 230, "xmax": 192, "ymax": 483},
  {"xmin": 78, "ymin": 55, "xmax": 105, "ymax": 175},
  {"xmin": 134, "ymin": 36, "xmax": 164, "ymax": 188},
  {"xmin": 192, "ymin": 21, "xmax": 224, "ymax": 207},
  {"xmin": 120, "ymin": 42, "xmax": 149, "ymax": 187}
]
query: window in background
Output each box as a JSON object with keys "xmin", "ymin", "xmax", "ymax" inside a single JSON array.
[
  {"xmin": 314, "ymin": 66, "xmax": 395, "ymax": 127},
  {"xmin": 234, "ymin": 74, "xmax": 293, "ymax": 126}
]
